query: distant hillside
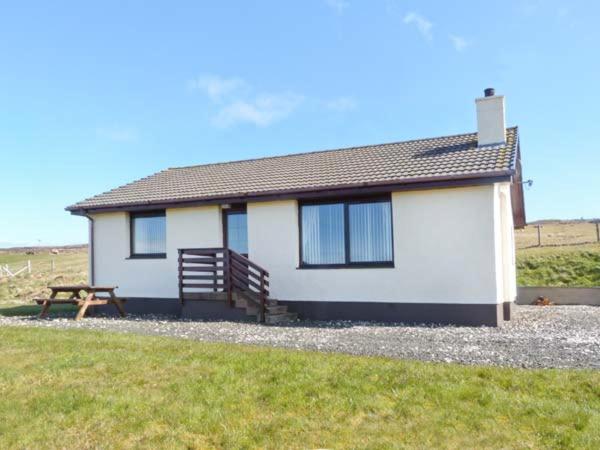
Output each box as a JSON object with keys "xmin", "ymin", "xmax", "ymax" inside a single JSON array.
[
  {"xmin": 0, "ymin": 244, "xmax": 87, "ymax": 254},
  {"xmin": 515, "ymin": 221, "xmax": 599, "ymax": 249},
  {"xmin": 528, "ymin": 219, "xmax": 600, "ymax": 225}
]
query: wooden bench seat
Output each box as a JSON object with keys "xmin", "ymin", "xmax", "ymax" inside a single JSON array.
[{"xmin": 34, "ymin": 299, "xmax": 80, "ymax": 305}]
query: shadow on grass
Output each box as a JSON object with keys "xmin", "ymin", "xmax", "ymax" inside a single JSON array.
[{"xmin": 0, "ymin": 304, "xmax": 78, "ymax": 317}]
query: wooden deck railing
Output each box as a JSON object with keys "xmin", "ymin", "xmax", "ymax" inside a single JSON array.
[{"xmin": 178, "ymin": 248, "xmax": 270, "ymax": 321}]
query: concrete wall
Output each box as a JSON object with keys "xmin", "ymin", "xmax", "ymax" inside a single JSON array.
[
  {"xmin": 248, "ymin": 185, "xmax": 503, "ymax": 304},
  {"xmin": 92, "ymin": 206, "xmax": 222, "ymax": 298},
  {"xmin": 517, "ymin": 287, "xmax": 600, "ymax": 305}
]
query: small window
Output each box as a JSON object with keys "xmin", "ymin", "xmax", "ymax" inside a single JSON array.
[
  {"xmin": 300, "ymin": 197, "xmax": 393, "ymax": 268},
  {"xmin": 130, "ymin": 211, "xmax": 166, "ymax": 258}
]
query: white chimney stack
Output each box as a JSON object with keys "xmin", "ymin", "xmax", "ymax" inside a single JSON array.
[{"xmin": 476, "ymin": 88, "xmax": 506, "ymax": 146}]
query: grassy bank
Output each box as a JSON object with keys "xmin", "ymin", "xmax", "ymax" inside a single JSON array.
[
  {"xmin": 0, "ymin": 326, "xmax": 598, "ymax": 449},
  {"xmin": 0, "ymin": 250, "xmax": 87, "ymax": 304},
  {"xmin": 517, "ymin": 244, "xmax": 600, "ymax": 287}
]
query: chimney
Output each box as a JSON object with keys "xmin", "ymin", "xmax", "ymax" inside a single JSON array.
[{"xmin": 476, "ymin": 88, "xmax": 506, "ymax": 146}]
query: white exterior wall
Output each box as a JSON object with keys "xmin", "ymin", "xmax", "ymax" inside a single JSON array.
[
  {"xmin": 494, "ymin": 182, "xmax": 517, "ymax": 303},
  {"xmin": 90, "ymin": 184, "xmax": 515, "ymax": 305},
  {"xmin": 92, "ymin": 206, "xmax": 222, "ymax": 298},
  {"xmin": 248, "ymin": 185, "xmax": 503, "ymax": 304}
]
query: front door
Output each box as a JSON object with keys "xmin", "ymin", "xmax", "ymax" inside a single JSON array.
[{"xmin": 223, "ymin": 206, "xmax": 248, "ymax": 257}]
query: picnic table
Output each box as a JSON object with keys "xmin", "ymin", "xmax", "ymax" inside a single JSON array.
[{"xmin": 34, "ymin": 285, "xmax": 126, "ymax": 320}]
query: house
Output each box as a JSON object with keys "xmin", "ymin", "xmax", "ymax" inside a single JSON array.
[{"xmin": 67, "ymin": 89, "xmax": 525, "ymax": 326}]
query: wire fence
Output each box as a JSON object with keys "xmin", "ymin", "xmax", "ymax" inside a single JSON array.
[{"xmin": 515, "ymin": 221, "xmax": 600, "ymax": 249}]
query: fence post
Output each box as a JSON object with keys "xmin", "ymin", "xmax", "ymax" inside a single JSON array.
[
  {"xmin": 596, "ymin": 222, "xmax": 599, "ymax": 243},
  {"xmin": 27, "ymin": 260, "xmax": 31, "ymax": 274},
  {"xmin": 535, "ymin": 225, "xmax": 542, "ymax": 247}
]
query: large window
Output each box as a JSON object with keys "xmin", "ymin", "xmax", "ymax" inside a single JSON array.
[
  {"xmin": 130, "ymin": 211, "xmax": 166, "ymax": 258},
  {"xmin": 300, "ymin": 197, "xmax": 393, "ymax": 267}
]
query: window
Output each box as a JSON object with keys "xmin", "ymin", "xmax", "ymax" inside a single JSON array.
[
  {"xmin": 300, "ymin": 197, "xmax": 393, "ymax": 267},
  {"xmin": 130, "ymin": 211, "xmax": 166, "ymax": 258}
]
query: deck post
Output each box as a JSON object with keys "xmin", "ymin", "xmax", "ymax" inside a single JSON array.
[
  {"xmin": 226, "ymin": 250, "xmax": 233, "ymax": 308},
  {"xmin": 178, "ymin": 249, "xmax": 184, "ymax": 304}
]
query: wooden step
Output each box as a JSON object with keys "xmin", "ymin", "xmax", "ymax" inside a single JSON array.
[
  {"xmin": 265, "ymin": 312, "xmax": 298, "ymax": 325},
  {"xmin": 265, "ymin": 304, "xmax": 287, "ymax": 314},
  {"xmin": 235, "ymin": 298, "xmax": 248, "ymax": 308}
]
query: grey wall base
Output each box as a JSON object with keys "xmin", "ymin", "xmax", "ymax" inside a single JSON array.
[
  {"xmin": 93, "ymin": 297, "xmax": 513, "ymax": 327},
  {"xmin": 279, "ymin": 300, "xmax": 512, "ymax": 326},
  {"xmin": 517, "ymin": 287, "xmax": 600, "ymax": 306},
  {"xmin": 92, "ymin": 297, "xmax": 181, "ymax": 317},
  {"xmin": 181, "ymin": 300, "xmax": 250, "ymax": 321},
  {"xmin": 92, "ymin": 297, "xmax": 247, "ymax": 321}
]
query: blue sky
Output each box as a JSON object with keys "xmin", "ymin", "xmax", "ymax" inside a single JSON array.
[{"xmin": 1, "ymin": 0, "xmax": 599, "ymax": 247}]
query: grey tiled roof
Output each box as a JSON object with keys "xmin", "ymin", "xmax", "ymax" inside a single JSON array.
[{"xmin": 67, "ymin": 127, "xmax": 518, "ymax": 211}]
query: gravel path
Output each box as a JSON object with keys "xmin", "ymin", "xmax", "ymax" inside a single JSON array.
[{"xmin": 1, "ymin": 305, "xmax": 599, "ymax": 369}]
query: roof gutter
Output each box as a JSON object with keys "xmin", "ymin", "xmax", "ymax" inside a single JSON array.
[
  {"xmin": 66, "ymin": 170, "xmax": 514, "ymax": 216},
  {"xmin": 83, "ymin": 213, "xmax": 95, "ymax": 285}
]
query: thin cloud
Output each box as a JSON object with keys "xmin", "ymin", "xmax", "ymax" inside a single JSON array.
[
  {"xmin": 324, "ymin": 96, "xmax": 357, "ymax": 112},
  {"xmin": 190, "ymin": 73, "xmax": 354, "ymax": 128},
  {"xmin": 449, "ymin": 34, "xmax": 468, "ymax": 51},
  {"xmin": 213, "ymin": 93, "xmax": 304, "ymax": 128},
  {"xmin": 96, "ymin": 127, "xmax": 138, "ymax": 143},
  {"xmin": 325, "ymin": 0, "xmax": 349, "ymax": 14},
  {"xmin": 188, "ymin": 74, "xmax": 246, "ymax": 102},
  {"xmin": 403, "ymin": 12, "xmax": 433, "ymax": 41}
]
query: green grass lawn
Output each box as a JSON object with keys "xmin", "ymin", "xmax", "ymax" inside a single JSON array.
[
  {"xmin": 0, "ymin": 327, "xmax": 598, "ymax": 449},
  {"xmin": 517, "ymin": 243, "xmax": 600, "ymax": 287}
]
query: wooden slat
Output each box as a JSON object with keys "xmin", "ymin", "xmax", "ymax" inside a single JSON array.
[
  {"xmin": 182, "ymin": 292, "xmax": 226, "ymax": 300},
  {"xmin": 48, "ymin": 285, "xmax": 117, "ymax": 291},
  {"xmin": 34, "ymin": 299, "xmax": 79, "ymax": 305},
  {"xmin": 230, "ymin": 259, "xmax": 260, "ymax": 279},
  {"xmin": 231, "ymin": 271, "xmax": 269, "ymax": 294},
  {"xmin": 230, "ymin": 261, "xmax": 269, "ymax": 287},
  {"xmin": 182, "ymin": 257, "xmax": 225, "ymax": 264},
  {"xmin": 230, "ymin": 278, "xmax": 263, "ymax": 295},
  {"xmin": 229, "ymin": 251, "xmax": 269, "ymax": 276},
  {"xmin": 181, "ymin": 274, "xmax": 225, "ymax": 280},
  {"xmin": 182, "ymin": 283, "xmax": 226, "ymax": 289},
  {"xmin": 181, "ymin": 248, "xmax": 225, "ymax": 255},
  {"xmin": 182, "ymin": 266, "xmax": 223, "ymax": 273}
]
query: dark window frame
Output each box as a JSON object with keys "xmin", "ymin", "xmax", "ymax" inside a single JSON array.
[
  {"xmin": 129, "ymin": 210, "xmax": 167, "ymax": 259},
  {"xmin": 298, "ymin": 195, "xmax": 395, "ymax": 269},
  {"xmin": 222, "ymin": 204, "xmax": 248, "ymax": 257}
]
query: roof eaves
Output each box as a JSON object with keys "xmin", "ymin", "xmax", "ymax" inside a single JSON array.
[{"xmin": 66, "ymin": 169, "xmax": 513, "ymax": 214}]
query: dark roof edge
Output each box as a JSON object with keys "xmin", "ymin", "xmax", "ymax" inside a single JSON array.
[{"xmin": 67, "ymin": 170, "xmax": 514, "ymax": 216}]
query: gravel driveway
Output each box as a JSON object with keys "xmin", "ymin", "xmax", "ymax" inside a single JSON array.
[{"xmin": 1, "ymin": 305, "xmax": 598, "ymax": 369}]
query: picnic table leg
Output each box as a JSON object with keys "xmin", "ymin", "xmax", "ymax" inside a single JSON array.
[
  {"xmin": 109, "ymin": 291, "xmax": 126, "ymax": 318},
  {"xmin": 39, "ymin": 289, "xmax": 58, "ymax": 319},
  {"xmin": 75, "ymin": 293, "xmax": 94, "ymax": 321},
  {"xmin": 39, "ymin": 300, "xmax": 51, "ymax": 319}
]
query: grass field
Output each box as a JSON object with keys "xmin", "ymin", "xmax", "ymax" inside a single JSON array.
[
  {"xmin": 0, "ymin": 249, "xmax": 87, "ymax": 306},
  {"xmin": 515, "ymin": 221, "xmax": 599, "ymax": 249},
  {"xmin": 0, "ymin": 326, "xmax": 598, "ymax": 449}
]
